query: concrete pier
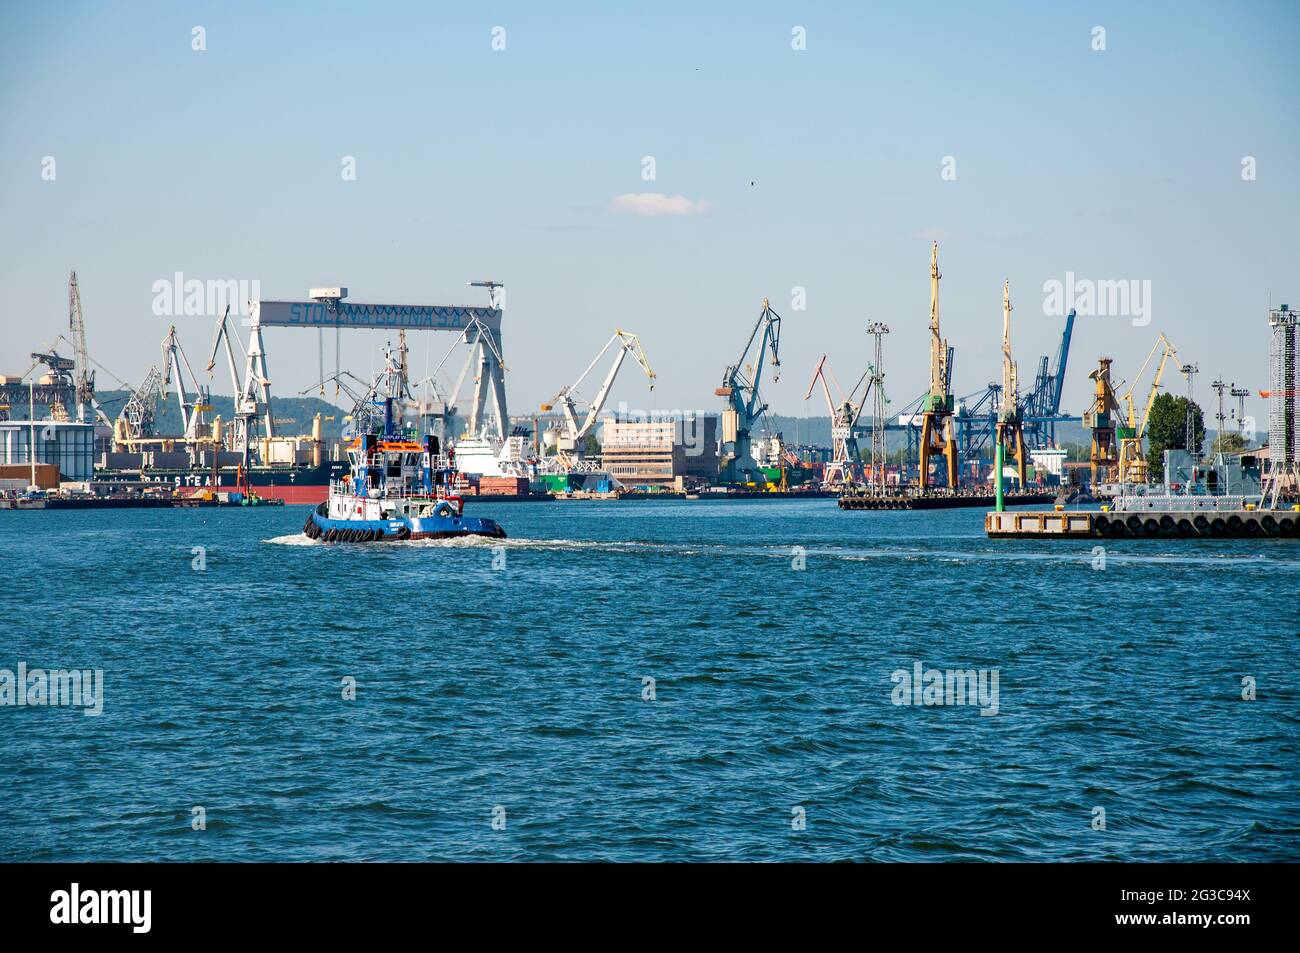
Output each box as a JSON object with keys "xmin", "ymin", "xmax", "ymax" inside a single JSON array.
[{"xmin": 986, "ymin": 507, "xmax": 1300, "ymax": 539}]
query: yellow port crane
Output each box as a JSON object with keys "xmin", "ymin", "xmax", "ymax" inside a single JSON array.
[
  {"xmin": 1116, "ymin": 333, "xmax": 1181, "ymax": 485},
  {"xmin": 918, "ymin": 242, "xmax": 959, "ymax": 488},
  {"xmin": 1083, "ymin": 357, "xmax": 1122, "ymax": 485},
  {"xmin": 994, "ymin": 280, "xmax": 1026, "ymax": 489}
]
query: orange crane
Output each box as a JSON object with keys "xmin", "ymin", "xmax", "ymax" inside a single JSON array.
[{"xmin": 1083, "ymin": 357, "xmax": 1122, "ymax": 485}]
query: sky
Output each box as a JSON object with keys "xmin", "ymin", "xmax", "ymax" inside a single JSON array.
[{"xmin": 2, "ymin": 1, "xmax": 1297, "ymax": 432}]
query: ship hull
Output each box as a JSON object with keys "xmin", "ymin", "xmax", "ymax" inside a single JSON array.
[
  {"xmin": 303, "ymin": 503, "xmax": 506, "ymax": 542},
  {"xmin": 93, "ymin": 461, "xmax": 348, "ymax": 505}
]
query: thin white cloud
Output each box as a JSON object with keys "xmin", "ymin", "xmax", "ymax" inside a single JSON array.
[{"xmin": 608, "ymin": 192, "xmax": 712, "ymax": 217}]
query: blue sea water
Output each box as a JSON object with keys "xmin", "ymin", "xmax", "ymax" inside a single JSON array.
[{"xmin": 1, "ymin": 500, "xmax": 1297, "ymax": 862}]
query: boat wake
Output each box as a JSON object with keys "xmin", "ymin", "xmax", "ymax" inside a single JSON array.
[{"xmin": 261, "ymin": 534, "xmax": 1298, "ymax": 570}]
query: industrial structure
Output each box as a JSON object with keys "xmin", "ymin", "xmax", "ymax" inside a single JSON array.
[
  {"xmin": 866, "ymin": 323, "xmax": 890, "ymax": 490},
  {"xmin": 716, "ymin": 299, "xmax": 782, "ymax": 484},
  {"xmin": 540, "ymin": 329, "xmax": 655, "ymax": 472},
  {"xmin": 918, "ymin": 242, "xmax": 958, "ymax": 488},
  {"xmin": 1083, "ymin": 357, "xmax": 1122, "ymax": 485},
  {"xmin": 994, "ymin": 280, "xmax": 1026, "ymax": 501},
  {"xmin": 1115, "ymin": 333, "xmax": 1180, "ymax": 485},
  {"xmin": 1263, "ymin": 303, "xmax": 1298, "ymax": 507}
]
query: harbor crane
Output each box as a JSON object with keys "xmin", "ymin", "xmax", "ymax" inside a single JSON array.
[
  {"xmin": 717, "ymin": 298, "xmax": 782, "ymax": 484},
  {"xmin": 541, "ymin": 329, "xmax": 654, "ymax": 469},
  {"xmin": 161, "ymin": 325, "xmax": 211, "ymax": 441},
  {"xmin": 805, "ymin": 357, "xmax": 862, "ymax": 485},
  {"xmin": 1083, "ymin": 357, "xmax": 1123, "ymax": 485},
  {"xmin": 25, "ymin": 349, "xmax": 76, "ymax": 421},
  {"xmin": 1116, "ymin": 333, "xmax": 1180, "ymax": 484},
  {"xmin": 206, "ymin": 305, "xmax": 265, "ymax": 455},
  {"xmin": 114, "ymin": 366, "xmax": 165, "ymax": 446},
  {"xmin": 804, "ymin": 351, "xmax": 884, "ymax": 487},
  {"xmin": 67, "ymin": 271, "xmax": 112, "ymax": 427},
  {"xmin": 919, "ymin": 242, "xmax": 959, "ymax": 488},
  {"xmin": 303, "ymin": 344, "xmax": 412, "ymax": 438},
  {"xmin": 994, "ymin": 280, "xmax": 1026, "ymax": 498}
]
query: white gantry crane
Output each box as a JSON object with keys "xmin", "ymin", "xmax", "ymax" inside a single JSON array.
[
  {"xmin": 161, "ymin": 325, "xmax": 211, "ymax": 442},
  {"xmin": 541, "ymin": 329, "xmax": 655, "ymax": 470}
]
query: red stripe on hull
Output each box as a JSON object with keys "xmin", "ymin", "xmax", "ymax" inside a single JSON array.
[
  {"xmin": 177, "ymin": 485, "xmax": 328, "ymax": 504},
  {"xmin": 254, "ymin": 485, "xmax": 328, "ymax": 504}
]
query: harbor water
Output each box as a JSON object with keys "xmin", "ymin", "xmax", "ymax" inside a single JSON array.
[{"xmin": 2, "ymin": 500, "xmax": 1296, "ymax": 861}]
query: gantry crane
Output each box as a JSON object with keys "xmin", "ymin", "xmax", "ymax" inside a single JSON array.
[
  {"xmin": 717, "ymin": 299, "xmax": 782, "ymax": 484},
  {"xmin": 1116, "ymin": 333, "xmax": 1180, "ymax": 484},
  {"xmin": 161, "ymin": 325, "xmax": 211, "ymax": 442},
  {"xmin": 994, "ymin": 280, "xmax": 1026, "ymax": 500},
  {"xmin": 541, "ymin": 329, "xmax": 655, "ymax": 470},
  {"xmin": 919, "ymin": 242, "xmax": 959, "ymax": 488},
  {"xmin": 1083, "ymin": 357, "xmax": 1123, "ymax": 485}
]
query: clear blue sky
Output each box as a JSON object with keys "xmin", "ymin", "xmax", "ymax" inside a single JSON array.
[{"xmin": 2, "ymin": 1, "xmax": 1297, "ymax": 429}]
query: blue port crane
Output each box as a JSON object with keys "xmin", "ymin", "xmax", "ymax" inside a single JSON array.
[
  {"xmin": 1021, "ymin": 308, "xmax": 1075, "ymax": 448},
  {"xmin": 717, "ymin": 298, "xmax": 782, "ymax": 484}
]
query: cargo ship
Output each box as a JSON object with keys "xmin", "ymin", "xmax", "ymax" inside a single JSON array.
[
  {"xmin": 91, "ymin": 412, "xmax": 349, "ymax": 504},
  {"xmin": 93, "ymin": 457, "xmax": 347, "ymax": 504}
]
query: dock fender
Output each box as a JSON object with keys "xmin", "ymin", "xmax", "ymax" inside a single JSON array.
[{"xmin": 1126, "ymin": 515, "xmax": 1142, "ymax": 532}]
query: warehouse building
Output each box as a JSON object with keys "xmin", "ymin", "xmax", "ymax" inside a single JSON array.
[
  {"xmin": 600, "ymin": 415, "xmax": 719, "ymax": 488},
  {"xmin": 0, "ymin": 420, "xmax": 95, "ymax": 481}
]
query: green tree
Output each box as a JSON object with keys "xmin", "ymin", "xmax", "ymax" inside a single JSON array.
[
  {"xmin": 1145, "ymin": 393, "xmax": 1205, "ymax": 480},
  {"xmin": 1062, "ymin": 441, "xmax": 1091, "ymax": 463},
  {"xmin": 1211, "ymin": 431, "xmax": 1248, "ymax": 455},
  {"xmin": 584, "ymin": 432, "xmax": 601, "ymax": 457}
]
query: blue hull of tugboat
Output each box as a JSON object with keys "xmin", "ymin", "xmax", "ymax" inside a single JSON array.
[{"xmin": 303, "ymin": 503, "xmax": 506, "ymax": 542}]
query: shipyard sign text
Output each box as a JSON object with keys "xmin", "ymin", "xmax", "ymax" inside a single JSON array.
[{"xmin": 252, "ymin": 300, "xmax": 502, "ymax": 332}]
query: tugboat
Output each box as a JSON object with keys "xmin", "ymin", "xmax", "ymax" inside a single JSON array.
[{"xmin": 302, "ymin": 398, "xmax": 506, "ymax": 543}]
